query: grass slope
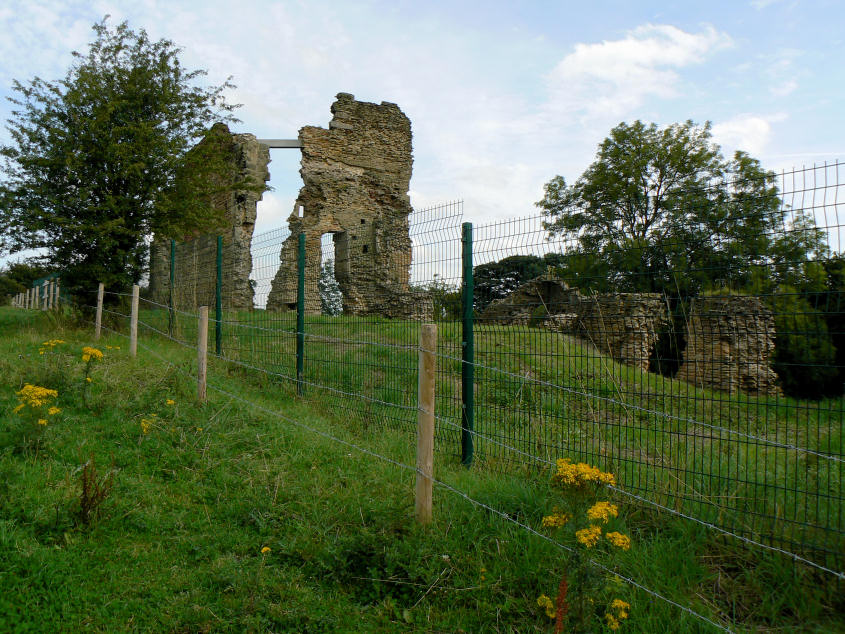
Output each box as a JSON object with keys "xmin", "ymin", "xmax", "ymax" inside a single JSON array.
[{"xmin": 0, "ymin": 307, "xmax": 841, "ymax": 632}]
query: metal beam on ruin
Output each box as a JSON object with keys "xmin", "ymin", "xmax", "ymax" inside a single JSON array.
[{"xmin": 257, "ymin": 139, "xmax": 302, "ymax": 148}]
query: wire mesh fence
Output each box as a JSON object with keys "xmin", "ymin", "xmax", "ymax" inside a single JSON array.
[{"xmin": 122, "ymin": 164, "xmax": 844, "ymax": 577}]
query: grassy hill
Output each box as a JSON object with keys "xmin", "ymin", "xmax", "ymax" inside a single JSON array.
[{"xmin": 0, "ymin": 307, "xmax": 842, "ymax": 632}]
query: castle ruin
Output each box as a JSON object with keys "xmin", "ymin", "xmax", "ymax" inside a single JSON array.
[
  {"xmin": 265, "ymin": 93, "xmax": 426, "ymax": 318},
  {"xmin": 480, "ymin": 275, "xmax": 782, "ymax": 395},
  {"xmin": 149, "ymin": 124, "xmax": 270, "ymax": 310}
]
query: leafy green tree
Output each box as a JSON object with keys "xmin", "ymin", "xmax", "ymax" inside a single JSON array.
[
  {"xmin": 0, "ymin": 19, "xmax": 240, "ymax": 302},
  {"xmin": 0, "ymin": 260, "xmax": 52, "ymax": 304},
  {"xmin": 411, "ymin": 275, "xmax": 461, "ymax": 321},
  {"xmin": 473, "ymin": 253, "xmax": 567, "ymax": 311},
  {"xmin": 537, "ymin": 120, "xmax": 823, "ymax": 295},
  {"xmin": 770, "ymin": 289, "xmax": 839, "ymax": 398}
]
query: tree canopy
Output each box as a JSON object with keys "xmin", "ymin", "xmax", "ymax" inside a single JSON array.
[
  {"xmin": 0, "ymin": 18, "xmax": 240, "ymax": 300},
  {"xmin": 473, "ymin": 253, "xmax": 566, "ymax": 312},
  {"xmin": 536, "ymin": 120, "xmax": 826, "ymax": 295}
]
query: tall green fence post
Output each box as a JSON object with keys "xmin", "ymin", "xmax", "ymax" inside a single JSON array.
[
  {"xmin": 296, "ymin": 232, "xmax": 306, "ymax": 396},
  {"xmin": 461, "ymin": 222, "xmax": 475, "ymax": 466},
  {"xmin": 215, "ymin": 235, "xmax": 223, "ymax": 356},
  {"xmin": 168, "ymin": 239, "xmax": 176, "ymax": 337}
]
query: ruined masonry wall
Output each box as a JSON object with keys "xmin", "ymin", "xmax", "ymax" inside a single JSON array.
[
  {"xmin": 266, "ymin": 93, "xmax": 429, "ymax": 319},
  {"xmin": 149, "ymin": 124, "xmax": 270, "ymax": 310},
  {"xmin": 675, "ymin": 296, "xmax": 781, "ymax": 396},
  {"xmin": 479, "ymin": 276, "xmax": 668, "ymax": 371}
]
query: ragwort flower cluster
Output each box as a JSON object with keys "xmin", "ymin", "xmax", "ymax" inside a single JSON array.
[
  {"xmin": 10, "ymin": 383, "xmax": 61, "ymax": 446},
  {"xmin": 38, "ymin": 339, "xmax": 65, "ymax": 355},
  {"xmin": 536, "ymin": 458, "xmax": 633, "ymax": 630}
]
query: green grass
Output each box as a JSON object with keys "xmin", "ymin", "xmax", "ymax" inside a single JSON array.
[
  {"xmin": 127, "ymin": 302, "xmax": 845, "ymax": 578},
  {"xmin": 1, "ymin": 306, "xmax": 842, "ymax": 632}
]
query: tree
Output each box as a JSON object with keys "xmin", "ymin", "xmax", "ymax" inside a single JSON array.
[
  {"xmin": 536, "ymin": 120, "xmax": 822, "ymax": 296},
  {"xmin": 0, "ymin": 18, "xmax": 240, "ymax": 302},
  {"xmin": 473, "ymin": 253, "xmax": 567, "ymax": 312},
  {"xmin": 318, "ymin": 259, "xmax": 343, "ymax": 316},
  {"xmin": 0, "ymin": 260, "xmax": 52, "ymax": 304}
]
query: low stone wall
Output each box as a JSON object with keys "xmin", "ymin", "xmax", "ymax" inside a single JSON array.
[
  {"xmin": 479, "ymin": 276, "xmax": 669, "ymax": 371},
  {"xmin": 572, "ymin": 293, "xmax": 669, "ymax": 371},
  {"xmin": 675, "ymin": 295, "xmax": 781, "ymax": 396}
]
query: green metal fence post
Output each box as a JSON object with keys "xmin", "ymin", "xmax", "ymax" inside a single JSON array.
[
  {"xmin": 461, "ymin": 222, "xmax": 475, "ymax": 467},
  {"xmin": 168, "ymin": 239, "xmax": 175, "ymax": 337},
  {"xmin": 215, "ymin": 235, "xmax": 223, "ymax": 356},
  {"xmin": 296, "ymin": 232, "xmax": 306, "ymax": 396}
]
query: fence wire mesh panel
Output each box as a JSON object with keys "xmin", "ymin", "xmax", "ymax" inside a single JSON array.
[
  {"xmin": 474, "ymin": 162, "xmax": 844, "ymax": 575},
  {"xmin": 133, "ymin": 162, "xmax": 845, "ymax": 576},
  {"xmin": 298, "ymin": 201, "xmax": 465, "ymax": 443}
]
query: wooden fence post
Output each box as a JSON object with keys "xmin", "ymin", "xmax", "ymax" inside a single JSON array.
[
  {"xmin": 416, "ymin": 323, "xmax": 437, "ymax": 525},
  {"xmin": 198, "ymin": 306, "xmax": 208, "ymax": 403},
  {"xmin": 130, "ymin": 284, "xmax": 139, "ymax": 357},
  {"xmin": 95, "ymin": 283, "xmax": 104, "ymax": 340},
  {"xmin": 41, "ymin": 282, "xmax": 48, "ymax": 311}
]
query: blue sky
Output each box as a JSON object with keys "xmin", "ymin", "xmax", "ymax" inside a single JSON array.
[{"xmin": 1, "ymin": 0, "xmax": 844, "ymax": 243}]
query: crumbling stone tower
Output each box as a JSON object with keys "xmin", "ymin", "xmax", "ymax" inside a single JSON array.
[
  {"xmin": 149, "ymin": 124, "xmax": 270, "ymax": 310},
  {"xmin": 266, "ymin": 93, "xmax": 422, "ymax": 318}
]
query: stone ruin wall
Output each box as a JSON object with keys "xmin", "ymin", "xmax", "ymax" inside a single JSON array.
[
  {"xmin": 149, "ymin": 124, "xmax": 270, "ymax": 310},
  {"xmin": 479, "ymin": 276, "xmax": 668, "ymax": 371},
  {"xmin": 480, "ymin": 276, "xmax": 782, "ymax": 394},
  {"xmin": 675, "ymin": 296, "xmax": 781, "ymax": 396},
  {"xmin": 266, "ymin": 93, "xmax": 429, "ymax": 319}
]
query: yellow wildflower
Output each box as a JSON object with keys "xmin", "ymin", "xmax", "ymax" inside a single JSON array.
[
  {"xmin": 47, "ymin": 406, "xmax": 61, "ymax": 416},
  {"xmin": 541, "ymin": 510, "xmax": 570, "ymax": 528},
  {"xmin": 610, "ymin": 599, "xmax": 630, "ymax": 618},
  {"xmin": 553, "ymin": 458, "xmax": 616, "ymax": 488},
  {"xmin": 196, "ymin": 427, "xmax": 203, "ymax": 432},
  {"xmin": 81, "ymin": 346, "xmax": 104, "ymax": 363},
  {"xmin": 13, "ymin": 403, "xmax": 25, "ymax": 414},
  {"xmin": 261, "ymin": 546, "xmax": 271, "ymax": 554},
  {"xmin": 536, "ymin": 594, "xmax": 556, "ymax": 619},
  {"xmin": 575, "ymin": 525, "xmax": 602, "ymax": 548},
  {"xmin": 140, "ymin": 419, "xmax": 152, "ymax": 434},
  {"xmin": 166, "ymin": 399, "xmax": 175, "ymax": 406},
  {"xmin": 37, "ymin": 419, "xmax": 47, "ymax": 426},
  {"xmin": 605, "ymin": 613, "xmax": 621, "ymax": 630},
  {"xmin": 605, "ymin": 532, "xmax": 631, "ymax": 551},
  {"xmin": 16, "ymin": 384, "xmax": 58, "ymax": 407},
  {"xmin": 586, "ymin": 501, "xmax": 618, "ymax": 524},
  {"xmin": 86, "ymin": 377, "xmax": 92, "ymax": 383}
]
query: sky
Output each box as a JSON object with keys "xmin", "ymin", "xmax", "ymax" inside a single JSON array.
[{"xmin": 1, "ymin": 0, "xmax": 844, "ymax": 248}]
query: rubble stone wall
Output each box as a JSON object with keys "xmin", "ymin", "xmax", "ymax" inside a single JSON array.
[
  {"xmin": 149, "ymin": 124, "xmax": 270, "ymax": 310},
  {"xmin": 481, "ymin": 277, "xmax": 782, "ymax": 394},
  {"xmin": 266, "ymin": 93, "xmax": 428, "ymax": 319},
  {"xmin": 479, "ymin": 276, "xmax": 668, "ymax": 371},
  {"xmin": 675, "ymin": 295, "xmax": 781, "ymax": 396}
]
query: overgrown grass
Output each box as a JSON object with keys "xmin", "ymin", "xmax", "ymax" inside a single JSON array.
[
  {"xmin": 1, "ymin": 307, "xmax": 842, "ymax": 632},
  {"xmin": 126, "ymin": 303, "xmax": 845, "ymax": 576}
]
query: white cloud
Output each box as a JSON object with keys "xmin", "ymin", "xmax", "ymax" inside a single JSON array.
[
  {"xmin": 712, "ymin": 113, "xmax": 787, "ymax": 155},
  {"xmin": 545, "ymin": 24, "xmax": 732, "ymax": 119}
]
